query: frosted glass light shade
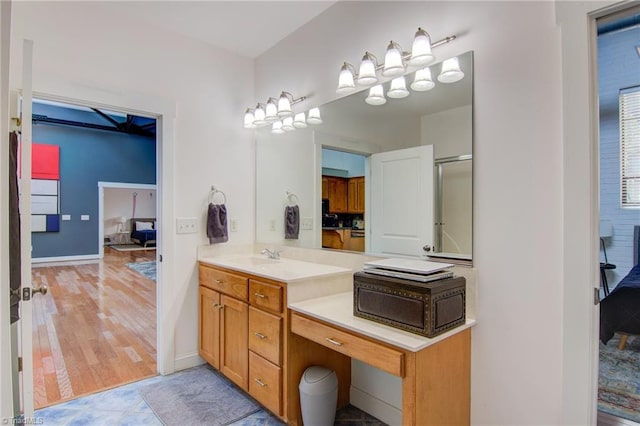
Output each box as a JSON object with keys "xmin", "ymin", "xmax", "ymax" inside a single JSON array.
[
  {"xmin": 307, "ymin": 107, "xmax": 323, "ymax": 124},
  {"xmin": 282, "ymin": 116, "xmax": 295, "ymax": 131},
  {"xmin": 357, "ymin": 53, "xmax": 378, "ymax": 86},
  {"xmin": 243, "ymin": 109, "xmax": 256, "ymax": 128},
  {"xmin": 408, "ymin": 28, "xmax": 435, "ymax": 66},
  {"xmin": 265, "ymin": 98, "xmax": 279, "ymax": 122},
  {"xmin": 387, "ymin": 76, "xmax": 409, "ymax": 99},
  {"xmin": 293, "ymin": 112, "xmax": 307, "ymax": 128},
  {"xmin": 277, "ymin": 93, "xmax": 292, "ymax": 117},
  {"xmin": 382, "ymin": 41, "xmax": 405, "ymax": 77},
  {"xmin": 253, "ymin": 104, "xmax": 267, "ymax": 126},
  {"xmin": 337, "ymin": 63, "xmax": 356, "ymax": 94},
  {"xmin": 365, "ymin": 85, "xmax": 387, "ymax": 106},
  {"xmin": 438, "ymin": 57, "xmax": 464, "ymax": 83},
  {"xmin": 271, "ymin": 121, "xmax": 285, "ymax": 134},
  {"xmin": 410, "ymin": 67, "xmax": 435, "ymax": 91}
]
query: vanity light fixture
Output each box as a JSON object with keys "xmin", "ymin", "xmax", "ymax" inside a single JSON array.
[
  {"xmin": 282, "ymin": 116, "xmax": 295, "ymax": 131},
  {"xmin": 264, "ymin": 98, "xmax": 279, "ymax": 122},
  {"xmin": 410, "ymin": 67, "xmax": 435, "ymax": 91},
  {"xmin": 437, "ymin": 57, "xmax": 464, "ymax": 83},
  {"xmin": 271, "ymin": 120, "xmax": 285, "ymax": 134},
  {"xmin": 243, "ymin": 108, "xmax": 256, "ymax": 129},
  {"xmin": 293, "ymin": 112, "xmax": 307, "ymax": 128},
  {"xmin": 243, "ymin": 92, "xmax": 307, "ymax": 128},
  {"xmin": 365, "ymin": 85, "xmax": 387, "ymax": 106},
  {"xmin": 306, "ymin": 107, "xmax": 323, "ymax": 124},
  {"xmin": 335, "ymin": 27, "xmax": 457, "ymax": 95},
  {"xmin": 387, "ymin": 76, "xmax": 410, "ymax": 99}
]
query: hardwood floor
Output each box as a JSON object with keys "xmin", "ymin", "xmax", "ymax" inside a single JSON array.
[
  {"xmin": 599, "ymin": 411, "xmax": 640, "ymax": 426},
  {"xmin": 31, "ymin": 247, "xmax": 157, "ymax": 409}
]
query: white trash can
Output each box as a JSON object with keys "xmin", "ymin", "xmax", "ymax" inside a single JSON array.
[{"xmin": 298, "ymin": 366, "xmax": 338, "ymax": 426}]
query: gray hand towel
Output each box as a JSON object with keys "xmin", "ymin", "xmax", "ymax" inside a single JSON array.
[
  {"xmin": 285, "ymin": 205, "xmax": 299, "ymax": 240},
  {"xmin": 207, "ymin": 203, "xmax": 228, "ymax": 244}
]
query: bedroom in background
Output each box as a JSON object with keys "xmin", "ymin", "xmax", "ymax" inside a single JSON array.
[
  {"xmin": 595, "ymin": 5, "xmax": 640, "ymax": 424},
  {"xmin": 28, "ymin": 98, "xmax": 159, "ymax": 409}
]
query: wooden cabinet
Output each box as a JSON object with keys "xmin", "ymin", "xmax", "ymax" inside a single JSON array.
[
  {"xmin": 199, "ymin": 264, "xmax": 286, "ymax": 420},
  {"xmin": 347, "ymin": 177, "xmax": 365, "ymax": 213},
  {"xmin": 324, "ymin": 229, "xmax": 364, "ymax": 252},
  {"xmin": 323, "ymin": 176, "xmax": 347, "ymax": 213}
]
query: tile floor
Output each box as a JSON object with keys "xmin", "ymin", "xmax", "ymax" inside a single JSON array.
[{"xmin": 34, "ymin": 367, "xmax": 386, "ymax": 426}]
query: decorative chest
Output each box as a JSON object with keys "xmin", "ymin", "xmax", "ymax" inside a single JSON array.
[{"xmin": 353, "ymin": 271, "xmax": 466, "ymax": 338}]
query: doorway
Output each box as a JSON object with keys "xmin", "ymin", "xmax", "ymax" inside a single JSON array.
[
  {"xmin": 26, "ymin": 98, "xmax": 160, "ymax": 409},
  {"xmin": 595, "ymin": 5, "xmax": 640, "ymax": 423}
]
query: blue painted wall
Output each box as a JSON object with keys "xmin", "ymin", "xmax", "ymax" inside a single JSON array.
[
  {"xmin": 322, "ymin": 148, "xmax": 366, "ymax": 177},
  {"xmin": 598, "ymin": 25, "xmax": 640, "ymax": 288},
  {"xmin": 31, "ymin": 103, "xmax": 156, "ymax": 258}
]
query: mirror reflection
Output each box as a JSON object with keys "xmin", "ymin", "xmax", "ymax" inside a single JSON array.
[{"xmin": 256, "ymin": 51, "xmax": 473, "ymax": 261}]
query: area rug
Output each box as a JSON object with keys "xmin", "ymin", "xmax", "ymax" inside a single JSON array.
[
  {"xmin": 599, "ymin": 334, "xmax": 640, "ymax": 422},
  {"xmin": 111, "ymin": 244, "xmax": 155, "ymax": 252},
  {"xmin": 139, "ymin": 365, "xmax": 260, "ymax": 426},
  {"xmin": 126, "ymin": 261, "xmax": 157, "ymax": 281}
]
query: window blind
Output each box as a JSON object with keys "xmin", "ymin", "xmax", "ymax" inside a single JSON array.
[{"xmin": 620, "ymin": 87, "xmax": 640, "ymax": 207}]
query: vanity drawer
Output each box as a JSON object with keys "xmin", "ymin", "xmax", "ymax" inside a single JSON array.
[
  {"xmin": 249, "ymin": 280, "xmax": 283, "ymax": 313},
  {"xmin": 291, "ymin": 313, "xmax": 404, "ymax": 377},
  {"xmin": 249, "ymin": 351, "xmax": 282, "ymax": 416},
  {"xmin": 199, "ymin": 264, "xmax": 248, "ymax": 301},
  {"xmin": 249, "ymin": 307, "xmax": 282, "ymax": 366}
]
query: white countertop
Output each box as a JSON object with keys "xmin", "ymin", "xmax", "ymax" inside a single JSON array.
[
  {"xmin": 289, "ymin": 291, "xmax": 475, "ymax": 352},
  {"xmin": 199, "ymin": 255, "xmax": 352, "ymax": 283}
]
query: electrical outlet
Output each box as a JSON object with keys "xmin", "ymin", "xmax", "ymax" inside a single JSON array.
[
  {"xmin": 62, "ymin": 215, "xmax": 71, "ymax": 221},
  {"xmin": 269, "ymin": 219, "xmax": 276, "ymax": 231},
  {"xmin": 302, "ymin": 217, "xmax": 313, "ymax": 230},
  {"xmin": 176, "ymin": 217, "xmax": 197, "ymax": 234},
  {"xmin": 230, "ymin": 219, "xmax": 238, "ymax": 232},
  {"xmin": 81, "ymin": 215, "xmax": 90, "ymax": 221}
]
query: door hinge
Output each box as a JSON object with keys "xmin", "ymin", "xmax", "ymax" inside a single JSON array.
[
  {"xmin": 159, "ymin": 255, "xmax": 163, "ymax": 262},
  {"xmin": 17, "ymin": 357, "xmax": 22, "ymax": 372},
  {"xmin": 594, "ymin": 287, "xmax": 600, "ymax": 306},
  {"xmin": 22, "ymin": 287, "xmax": 31, "ymax": 301}
]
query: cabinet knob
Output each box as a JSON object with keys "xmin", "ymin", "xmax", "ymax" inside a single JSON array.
[
  {"xmin": 253, "ymin": 332, "xmax": 267, "ymax": 339},
  {"xmin": 214, "ymin": 279, "xmax": 222, "ymax": 284},
  {"xmin": 254, "ymin": 378, "xmax": 267, "ymax": 387},
  {"xmin": 212, "ymin": 303, "xmax": 223, "ymax": 310}
]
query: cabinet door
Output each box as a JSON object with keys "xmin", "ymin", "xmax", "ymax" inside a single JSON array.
[
  {"xmin": 347, "ymin": 179, "xmax": 358, "ymax": 212},
  {"xmin": 199, "ymin": 286, "xmax": 221, "ymax": 369},
  {"xmin": 329, "ymin": 177, "xmax": 347, "ymax": 212},
  {"xmin": 356, "ymin": 177, "xmax": 365, "ymax": 212},
  {"xmin": 322, "ymin": 176, "xmax": 329, "ymax": 199},
  {"xmin": 221, "ymin": 294, "xmax": 249, "ymax": 390}
]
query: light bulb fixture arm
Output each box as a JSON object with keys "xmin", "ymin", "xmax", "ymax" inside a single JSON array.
[
  {"xmin": 280, "ymin": 91, "xmax": 307, "ymax": 106},
  {"xmin": 371, "ymin": 35, "xmax": 456, "ymax": 73}
]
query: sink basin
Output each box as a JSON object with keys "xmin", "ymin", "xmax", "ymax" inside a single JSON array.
[{"xmin": 226, "ymin": 256, "xmax": 281, "ymax": 267}]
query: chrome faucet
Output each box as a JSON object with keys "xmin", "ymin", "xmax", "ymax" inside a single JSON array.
[{"xmin": 260, "ymin": 248, "xmax": 281, "ymax": 260}]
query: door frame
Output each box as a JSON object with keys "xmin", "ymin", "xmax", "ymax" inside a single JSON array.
[
  {"xmin": 98, "ymin": 182, "xmax": 158, "ymax": 258},
  {"xmin": 24, "ymin": 85, "xmax": 176, "ymax": 382}
]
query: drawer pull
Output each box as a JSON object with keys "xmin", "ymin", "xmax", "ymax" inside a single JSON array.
[
  {"xmin": 214, "ymin": 279, "xmax": 222, "ymax": 284},
  {"xmin": 326, "ymin": 337, "xmax": 343, "ymax": 347},
  {"xmin": 253, "ymin": 332, "xmax": 267, "ymax": 339},
  {"xmin": 254, "ymin": 292, "xmax": 266, "ymax": 299},
  {"xmin": 254, "ymin": 378, "xmax": 267, "ymax": 387}
]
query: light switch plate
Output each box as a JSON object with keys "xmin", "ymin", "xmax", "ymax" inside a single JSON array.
[
  {"xmin": 176, "ymin": 217, "xmax": 197, "ymax": 234},
  {"xmin": 302, "ymin": 217, "xmax": 313, "ymax": 230},
  {"xmin": 81, "ymin": 215, "xmax": 90, "ymax": 221},
  {"xmin": 230, "ymin": 219, "xmax": 238, "ymax": 232}
]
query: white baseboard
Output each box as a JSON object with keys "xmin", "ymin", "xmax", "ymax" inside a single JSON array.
[
  {"xmin": 173, "ymin": 352, "xmax": 205, "ymax": 372},
  {"xmin": 350, "ymin": 386, "xmax": 402, "ymax": 425},
  {"xmin": 31, "ymin": 254, "xmax": 100, "ymax": 266}
]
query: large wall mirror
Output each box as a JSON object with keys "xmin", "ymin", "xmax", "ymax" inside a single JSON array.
[{"xmin": 256, "ymin": 51, "xmax": 473, "ymax": 262}]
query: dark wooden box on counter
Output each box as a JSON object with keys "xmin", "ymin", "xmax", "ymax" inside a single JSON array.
[{"xmin": 353, "ymin": 271, "xmax": 466, "ymax": 338}]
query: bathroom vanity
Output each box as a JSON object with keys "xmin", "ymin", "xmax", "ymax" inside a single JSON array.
[{"xmin": 197, "ymin": 254, "xmax": 474, "ymax": 425}]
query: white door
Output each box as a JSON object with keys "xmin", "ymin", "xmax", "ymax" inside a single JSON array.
[
  {"xmin": 14, "ymin": 39, "xmax": 35, "ymax": 419},
  {"xmin": 369, "ymin": 145, "xmax": 434, "ymax": 257}
]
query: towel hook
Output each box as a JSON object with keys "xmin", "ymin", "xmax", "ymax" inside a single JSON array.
[
  {"xmin": 209, "ymin": 186, "xmax": 227, "ymax": 204},
  {"xmin": 286, "ymin": 191, "xmax": 300, "ymax": 206}
]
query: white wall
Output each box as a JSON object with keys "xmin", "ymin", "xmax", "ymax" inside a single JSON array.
[
  {"xmin": 256, "ymin": 2, "xmax": 565, "ymax": 424},
  {"xmin": 421, "ymin": 105, "xmax": 472, "ymax": 158},
  {"xmin": 9, "ymin": 2, "xmax": 255, "ymax": 373},
  {"xmin": 104, "ymin": 188, "xmax": 156, "ymax": 236}
]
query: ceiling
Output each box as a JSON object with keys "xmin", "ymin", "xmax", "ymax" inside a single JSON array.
[{"xmin": 99, "ymin": 1, "xmax": 337, "ymax": 58}]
